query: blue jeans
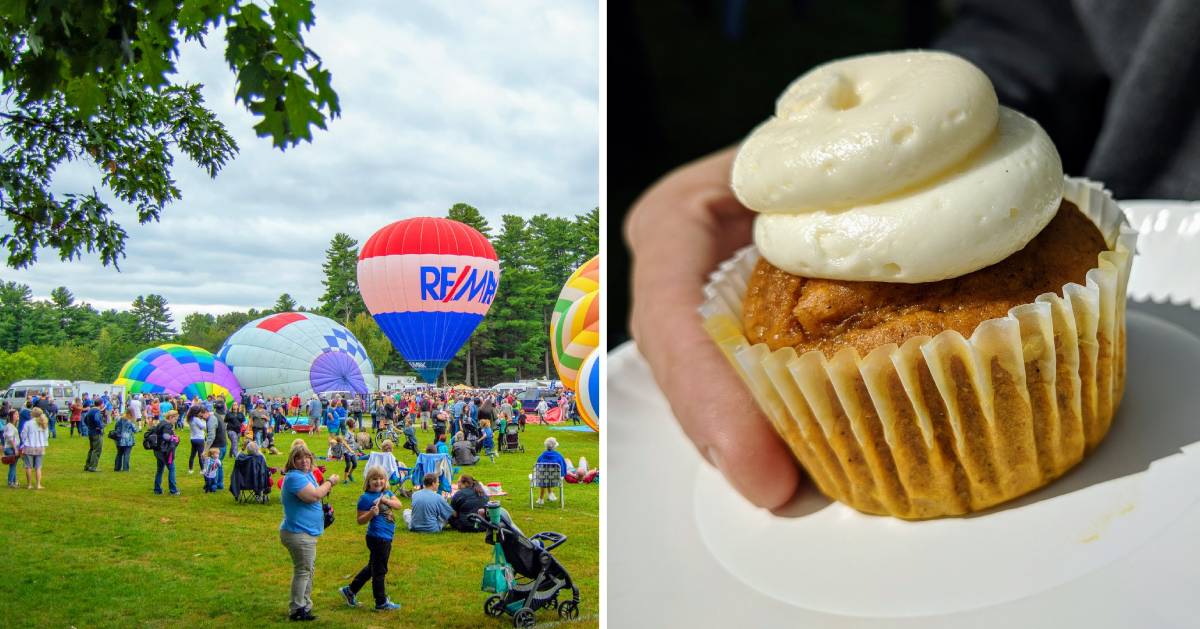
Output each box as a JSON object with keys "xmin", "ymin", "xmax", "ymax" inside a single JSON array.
[
  {"xmin": 4, "ymin": 447, "xmax": 15, "ymax": 486},
  {"xmin": 155, "ymin": 455, "xmax": 178, "ymax": 494},
  {"xmin": 48, "ymin": 418, "xmax": 57, "ymax": 438},
  {"xmin": 115, "ymin": 445, "xmax": 132, "ymax": 471}
]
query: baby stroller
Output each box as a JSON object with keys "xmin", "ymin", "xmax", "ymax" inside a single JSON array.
[
  {"xmin": 230, "ymin": 453, "xmax": 273, "ymax": 504},
  {"xmin": 499, "ymin": 423, "xmax": 524, "ymax": 454},
  {"xmin": 471, "ymin": 503, "xmax": 580, "ymax": 627}
]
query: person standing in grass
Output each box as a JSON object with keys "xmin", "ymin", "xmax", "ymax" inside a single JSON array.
[
  {"xmin": 151, "ymin": 411, "xmax": 182, "ymax": 495},
  {"xmin": 82, "ymin": 401, "xmax": 105, "ymax": 472},
  {"xmin": 186, "ymin": 405, "xmax": 210, "ymax": 475},
  {"xmin": 339, "ymin": 465, "xmax": 402, "ymax": 612},
  {"xmin": 113, "ymin": 409, "xmax": 137, "ymax": 472},
  {"xmin": 69, "ymin": 398, "xmax": 83, "ymax": 437},
  {"xmin": 225, "ymin": 402, "xmax": 245, "ymax": 459},
  {"xmin": 20, "ymin": 407, "xmax": 49, "ymax": 489},
  {"xmin": 280, "ymin": 445, "xmax": 340, "ymax": 622},
  {"xmin": 4, "ymin": 410, "xmax": 20, "ymax": 488},
  {"xmin": 250, "ymin": 402, "xmax": 270, "ymax": 447}
]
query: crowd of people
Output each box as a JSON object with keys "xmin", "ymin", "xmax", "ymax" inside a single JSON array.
[{"xmin": 1, "ymin": 385, "xmax": 594, "ymax": 622}]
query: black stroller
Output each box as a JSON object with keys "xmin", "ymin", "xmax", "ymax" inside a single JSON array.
[
  {"xmin": 498, "ymin": 422, "xmax": 523, "ymax": 453},
  {"xmin": 471, "ymin": 504, "xmax": 580, "ymax": 626},
  {"xmin": 230, "ymin": 454, "xmax": 273, "ymax": 504}
]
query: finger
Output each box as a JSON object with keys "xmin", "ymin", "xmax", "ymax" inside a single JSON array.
[{"xmin": 626, "ymin": 149, "xmax": 802, "ymax": 510}]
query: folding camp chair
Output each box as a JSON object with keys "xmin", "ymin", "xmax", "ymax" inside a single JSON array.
[{"xmin": 530, "ymin": 462, "xmax": 564, "ymax": 509}]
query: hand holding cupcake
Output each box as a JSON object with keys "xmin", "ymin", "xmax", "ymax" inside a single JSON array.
[{"xmin": 703, "ymin": 51, "xmax": 1136, "ymax": 518}]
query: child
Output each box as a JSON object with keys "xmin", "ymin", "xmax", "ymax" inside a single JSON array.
[
  {"xmin": 479, "ymin": 419, "xmax": 495, "ymax": 463},
  {"xmin": 201, "ymin": 447, "xmax": 222, "ymax": 493},
  {"xmin": 402, "ymin": 420, "xmax": 418, "ymax": 456},
  {"xmin": 342, "ymin": 434, "xmax": 360, "ymax": 483},
  {"xmin": 339, "ymin": 466, "xmax": 403, "ymax": 612}
]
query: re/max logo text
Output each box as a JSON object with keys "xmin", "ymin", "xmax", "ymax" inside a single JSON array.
[{"xmin": 419, "ymin": 265, "xmax": 498, "ymax": 304}]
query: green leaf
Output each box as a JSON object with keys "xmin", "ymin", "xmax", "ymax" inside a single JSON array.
[{"xmin": 64, "ymin": 74, "xmax": 104, "ymax": 118}]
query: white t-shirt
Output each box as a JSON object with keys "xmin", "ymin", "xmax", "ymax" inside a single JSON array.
[
  {"xmin": 20, "ymin": 421, "xmax": 49, "ymax": 449},
  {"xmin": 129, "ymin": 398, "xmax": 143, "ymax": 419},
  {"xmin": 189, "ymin": 417, "xmax": 207, "ymax": 440}
]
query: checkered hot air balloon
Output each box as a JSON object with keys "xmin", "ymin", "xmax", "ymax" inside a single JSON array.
[
  {"xmin": 116, "ymin": 344, "xmax": 242, "ymax": 403},
  {"xmin": 357, "ymin": 217, "xmax": 500, "ymax": 383},
  {"xmin": 217, "ymin": 312, "xmax": 376, "ymax": 399}
]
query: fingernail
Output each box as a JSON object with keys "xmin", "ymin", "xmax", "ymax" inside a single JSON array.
[{"xmin": 703, "ymin": 447, "xmax": 722, "ymax": 472}]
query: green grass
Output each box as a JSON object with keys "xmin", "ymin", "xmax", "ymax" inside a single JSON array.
[{"xmin": 0, "ymin": 420, "xmax": 598, "ymax": 628}]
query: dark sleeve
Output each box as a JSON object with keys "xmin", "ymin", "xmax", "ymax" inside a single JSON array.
[{"xmin": 935, "ymin": 0, "xmax": 1109, "ymax": 174}]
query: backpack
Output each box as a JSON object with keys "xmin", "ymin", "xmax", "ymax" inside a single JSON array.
[{"xmin": 142, "ymin": 429, "xmax": 160, "ymax": 451}]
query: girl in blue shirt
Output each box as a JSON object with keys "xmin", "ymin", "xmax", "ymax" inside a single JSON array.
[{"xmin": 340, "ymin": 466, "xmax": 403, "ymax": 611}]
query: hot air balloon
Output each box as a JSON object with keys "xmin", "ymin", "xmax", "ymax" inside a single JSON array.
[
  {"xmin": 576, "ymin": 349, "xmax": 600, "ymax": 432},
  {"xmin": 115, "ymin": 344, "xmax": 242, "ymax": 403},
  {"xmin": 216, "ymin": 312, "xmax": 376, "ymax": 399},
  {"xmin": 550, "ymin": 255, "xmax": 599, "ymax": 393},
  {"xmin": 357, "ymin": 217, "xmax": 500, "ymax": 383}
]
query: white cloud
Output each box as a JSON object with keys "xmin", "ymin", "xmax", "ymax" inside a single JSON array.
[{"xmin": 3, "ymin": 0, "xmax": 598, "ymax": 326}]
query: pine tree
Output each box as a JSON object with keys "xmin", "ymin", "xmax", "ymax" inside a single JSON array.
[
  {"xmin": 273, "ymin": 293, "xmax": 298, "ymax": 313},
  {"xmin": 447, "ymin": 202, "xmax": 492, "ymax": 238},
  {"xmin": 318, "ymin": 233, "xmax": 365, "ymax": 324},
  {"xmin": 130, "ymin": 294, "xmax": 174, "ymax": 343}
]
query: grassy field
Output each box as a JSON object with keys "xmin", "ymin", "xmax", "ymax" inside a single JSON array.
[{"xmin": 0, "ymin": 418, "xmax": 598, "ymax": 628}]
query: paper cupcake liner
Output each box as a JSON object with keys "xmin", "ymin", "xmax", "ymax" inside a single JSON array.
[{"xmin": 700, "ymin": 178, "xmax": 1137, "ymax": 519}]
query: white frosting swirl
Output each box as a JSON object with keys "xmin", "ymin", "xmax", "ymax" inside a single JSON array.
[{"xmin": 733, "ymin": 51, "xmax": 1064, "ymax": 283}]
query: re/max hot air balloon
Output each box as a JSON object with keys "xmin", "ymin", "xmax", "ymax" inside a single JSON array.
[
  {"xmin": 550, "ymin": 255, "xmax": 599, "ymax": 393},
  {"xmin": 575, "ymin": 349, "xmax": 599, "ymax": 432},
  {"xmin": 357, "ymin": 217, "xmax": 500, "ymax": 383},
  {"xmin": 115, "ymin": 344, "xmax": 242, "ymax": 403},
  {"xmin": 216, "ymin": 312, "xmax": 376, "ymax": 399}
]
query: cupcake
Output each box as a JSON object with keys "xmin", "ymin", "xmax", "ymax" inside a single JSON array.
[{"xmin": 700, "ymin": 51, "xmax": 1136, "ymax": 519}]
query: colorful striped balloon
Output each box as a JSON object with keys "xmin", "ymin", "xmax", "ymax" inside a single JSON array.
[
  {"xmin": 115, "ymin": 344, "xmax": 242, "ymax": 403},
  {"xmin": 576, "ymin": 348, "xmax": 599, "ymax": 432},
  {"xmin": 550, "ymin": 255, "xmax": 599, "ymax": 392},
  {"xmin": 357, "ymin": 217, "xmax": 500, "ymax": 383}
]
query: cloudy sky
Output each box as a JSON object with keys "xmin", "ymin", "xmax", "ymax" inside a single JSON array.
[{"xmin": 4, "ymin": 1, "xmax": 599, "ymax": 324}]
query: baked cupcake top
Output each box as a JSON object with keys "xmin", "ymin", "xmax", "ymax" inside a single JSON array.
[{"xmin": 731, "ymin": 51, "xmax": 1064, "ymax": 283}]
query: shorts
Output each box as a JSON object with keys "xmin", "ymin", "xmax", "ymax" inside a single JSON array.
[
  {"xmin": 421, "ymin": 411, "xmax": 431, "ymax": 420},
  {"xmin": 23, "ymin": 454, "xmax": 44, "ymax": 469}
]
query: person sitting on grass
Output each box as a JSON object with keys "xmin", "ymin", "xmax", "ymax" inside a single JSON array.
[
  {"xmin": 403, "ymin": 473, "xmax": 453, "ymax": 533},
  {"xmin": 535, "ymin": 437, "xmax": 567, "ymax": 505},
  {"xmin": 435, "ymin": 433, "xmax": 449, "ymax": 456},
  {"xmin": 339, "ymin": 465, "xmax": 403, "ymax": 612},
  {"xmin": 451, "ymin": 430, "xmax": 479, "ymax": 466},
  {"xmin": 449, "ymin": 474, "xmax": 523, "ymax": 535}
]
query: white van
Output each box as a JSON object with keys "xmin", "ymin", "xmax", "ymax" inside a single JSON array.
[{"xmin": 2, "ymin": 380, "xmax": 125, "ymax": 420}]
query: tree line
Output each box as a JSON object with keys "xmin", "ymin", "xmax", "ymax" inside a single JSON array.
[{"xmin": 0, "ymin": 204, "xmax": 598, "ymax": 389}]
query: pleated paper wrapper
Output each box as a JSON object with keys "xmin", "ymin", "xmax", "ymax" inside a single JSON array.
[{"xmin": 700, "ymin": 178, "xmax": 1137, "ymax": 519}]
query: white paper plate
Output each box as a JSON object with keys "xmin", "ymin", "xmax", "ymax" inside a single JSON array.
[{"xmin": 607, "ymin": 201, "xmax": 1200, "ymax": 628}]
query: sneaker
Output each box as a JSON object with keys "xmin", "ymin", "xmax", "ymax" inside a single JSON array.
[
  {"xmin": 289, "ymin": 607, "xmax": 317, "ymax": 622},
  {"xmin": 535, "ymin": 499, "xmax": 544, "ymax": 505},
  {"xmin": 374, "ymin": 599, "xmax": 401, "ymax": 612},
  {"xmin": 170, "ymin": 490, "xmax": 181, "ymax": 496},
  {"xmin": 340, "ymin": 585, "xmax": 358, "ymax": 607},
  {"xmin": 188, "ymin": 469, "xmax": 194, "ymax": 474},
  {"xmin": 548, "ymin": 492, "xmax": 557, "ymax": 502}
]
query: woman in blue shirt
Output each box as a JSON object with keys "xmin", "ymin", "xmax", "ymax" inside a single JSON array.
[
  {"xmin": 112, "ymin": 409, "xmax": 138, "ymax": 471},
  {"xmin": 279, "ymin": 446, "xmax": 340, "ymax": 622},
  {"xmin": 338, "ymin": 466, "xmax": 403, "ymax": 611}
]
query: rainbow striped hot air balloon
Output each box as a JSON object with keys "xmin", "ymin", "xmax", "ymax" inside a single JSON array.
[
  {"xmin": 116, "ymin": 344, "xmax": 242, "ymax": 403},
  {"xmin": 576, "ymin": 349, "xmax": 600, "ymax": 432},
  {"xmin": 550, "ymin": 255, "xmax": 599, "ymax": 393},
  {"xmin": 357, "ymin": 217, "xmax": 500, "ymax": 383}
]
